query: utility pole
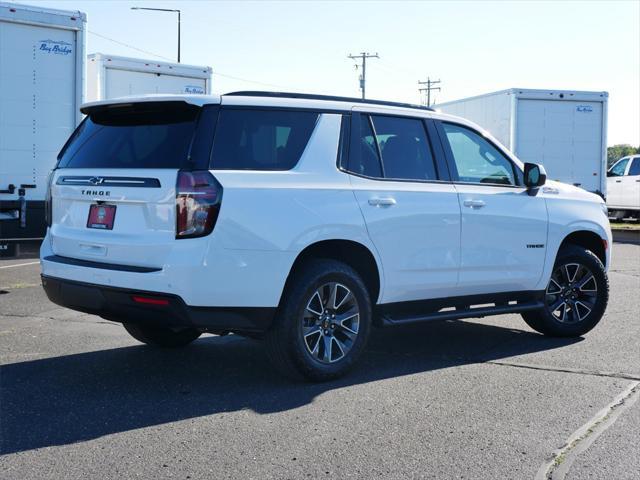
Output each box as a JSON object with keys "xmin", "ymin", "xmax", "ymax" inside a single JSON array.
[
  {"xmin": 348, "ymin": 52, "xmax": 379, "ymax": 99},
  {"xmin": 418, "ymin": 77, "xmax": 441, "ymax": 107}
]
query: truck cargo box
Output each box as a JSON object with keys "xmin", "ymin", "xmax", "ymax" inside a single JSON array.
[
  {"xmin": 87, "ymin": 53, "xmax": 212, "ymax": 101},
  {"xmin": 0, "ymin": 1, "xmax": 85, "ymax": 244}
]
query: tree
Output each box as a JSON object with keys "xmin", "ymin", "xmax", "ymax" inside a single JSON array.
[{"xmin": 607, "ymin": 145, "xmax": 640, "ymax": 168}]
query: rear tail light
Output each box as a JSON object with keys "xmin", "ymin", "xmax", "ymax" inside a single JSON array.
[
  {"xmin": 44, "ymin": 170, "xmax": 54, "ymax": 227},
  {"xmin": 176, "ymin": 171, "xmax": 223, "ymax": 239}
]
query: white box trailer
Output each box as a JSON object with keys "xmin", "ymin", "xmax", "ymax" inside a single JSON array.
[
  {"xmin": 87, "ymin": 53, "xmax": 212, "ymax": 101},
  {"xmin": 434, "ymin": 88, "xmax": 608, "ymax": 195},
  {"xmin": 0, "ymin": 2, "xmax": 85, "ymax": 253}
]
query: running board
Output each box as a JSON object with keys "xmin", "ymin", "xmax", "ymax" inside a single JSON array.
[{"xmin": 380, "ymin": 300, "xmax": 544, "ymax": 326}]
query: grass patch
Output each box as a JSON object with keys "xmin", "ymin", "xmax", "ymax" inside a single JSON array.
[{"xmin": 609, "ymin": 221, "xmax": 640, "ymax": 231}]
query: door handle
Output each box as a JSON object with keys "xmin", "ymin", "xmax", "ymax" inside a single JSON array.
[
  {"xmin": 368, "ymin": 197, "xmax": 396, "ymax": 207},
  {"xmin": 463, "ymin": 199, "xmax": 486, "ymax": 209}
]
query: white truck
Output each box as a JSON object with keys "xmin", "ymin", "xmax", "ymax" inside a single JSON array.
[
  {"xmin": 0, "ymin": 2, "xmax": 85, "ymax": 256},
  {"xmin": 86, "ymin": 53, "xmax": 212, "ymax": 102},
  {"xmin": 434, "ymin": 88, "xmax": 608, "ymax": 196}
]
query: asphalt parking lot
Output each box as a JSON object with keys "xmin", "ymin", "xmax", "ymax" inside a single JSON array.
[{"xmin": 1, "ymin": 244, "xmax": 638, "ymax": 480}]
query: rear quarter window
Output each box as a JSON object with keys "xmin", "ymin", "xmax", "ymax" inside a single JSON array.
[
  {"xmin": 210, "ymin": 109, "xmax": 319, "ymax": 170},
  {"xmin": 58, "ymin": 102, "xmax": 200, "ymax": 169}
]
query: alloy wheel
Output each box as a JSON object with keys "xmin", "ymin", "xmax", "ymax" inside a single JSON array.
[
  {"xmin": 545, "ymin": 262, "xmax": 598, "ymax": 323},
  {"xmin": 302, "ymin": 282, "xmax": 360, "ymax": 364}
]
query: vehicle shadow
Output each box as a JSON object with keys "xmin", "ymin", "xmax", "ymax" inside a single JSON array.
[{"xmin": 0, "ymin": 319, "xmax": 580, "ymax": 454}]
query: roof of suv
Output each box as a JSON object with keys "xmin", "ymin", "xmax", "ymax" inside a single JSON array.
[{"xmin": 80, "ymin": 91, "xmax": 436, "ymax": 116}]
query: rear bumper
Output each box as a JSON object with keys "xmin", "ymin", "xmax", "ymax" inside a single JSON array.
[{"xmin": 41, "ymin": 275, "xmax": 275, "ymax": 333}]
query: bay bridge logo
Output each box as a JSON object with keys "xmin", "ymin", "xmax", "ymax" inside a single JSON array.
[
  {"xmin": 39, "ymin": 39, "xmax": 73, "ymax": 56},
  {"xmin": 184, "ymin": 85, "xmax": 205, "ymax": 94}
]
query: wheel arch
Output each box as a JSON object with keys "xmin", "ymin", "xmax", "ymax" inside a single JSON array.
[
  {"xmin": 280, "ymin": 239, "xmax": 382, "ymax": 306},
  {"xmin": 559, "ymin": 230, "xmax": 607, "ymax": 267}
]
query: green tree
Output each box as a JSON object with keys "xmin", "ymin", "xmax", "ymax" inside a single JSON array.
[{"xmin": 607, "ymin": 144, "xmax": 640, "ymax": 168}]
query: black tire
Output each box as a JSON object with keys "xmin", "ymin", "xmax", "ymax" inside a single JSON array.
[
  {"xmin": 264, "ymin": 259, "xmax": 372, "ymax": 382},
  {"xmin": 522, "ymin": 245, "xmax": 608, "ymax": 337},
  {"xmin": 123, "ymin": 323, "xmax": 201, "ymax": 348}
]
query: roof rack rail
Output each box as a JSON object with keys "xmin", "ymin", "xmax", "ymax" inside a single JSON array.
[{"xmin": 224, "ymin": 91, "xmax": 434, "ymax": 111}]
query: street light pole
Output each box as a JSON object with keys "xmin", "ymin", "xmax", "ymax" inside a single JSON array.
[
  {"xmin": 131, "ymin": 7, "xmax": 181, "ymax": 63},
  {"xmin": 177, "ymin": 9, "xmax": 180, "ymax": 63}
]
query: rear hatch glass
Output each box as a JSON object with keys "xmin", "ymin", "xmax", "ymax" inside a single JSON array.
[{"xmin": 58, "ymin": 102, "xmax": 200, "ymax": 169}]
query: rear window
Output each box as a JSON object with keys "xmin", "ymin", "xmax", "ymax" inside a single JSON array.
[
  {"xmin": 211, "ymin": 109, "xmax": 318, "ymax": 170},
  {"xmin": 57, "ymin": 102, "xmax": 200, "ymax": 169}
]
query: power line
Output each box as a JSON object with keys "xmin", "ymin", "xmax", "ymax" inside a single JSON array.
[
  {"xmin": 377, "ymin": 58, "xmax": 425, "ymax": 80},
  {"xmin": 211, "ymin": 71, "xmax": 291, "ymax": 90},
  {"xmin": 418, "ymin": 77, "xmax": 441, "ymax": 107},
  {"xmin": 88, "ymin": 29, "xmax": 291, "ymax": 90},
  {"xmin": 347, "ymin": 52, "xmax": 379, "ymax": 99},
  {"xmin": 88, "ymin": 30, "xmax": 174, "ymax": 61}
]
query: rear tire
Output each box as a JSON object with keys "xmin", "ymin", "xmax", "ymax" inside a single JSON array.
[
  {"xmin": 264, "ymin": 259, "xmax": 372, "ymax": 382},
  {"xmin": 522, "ymin": 245, "xmax": 608, "ymax": 337},
  {"xmin": 123, "ymin": 323, "xmax": 201, "ymax": 348}
]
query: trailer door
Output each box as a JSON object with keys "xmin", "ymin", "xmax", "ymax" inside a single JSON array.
[
  {"xmin": 515, "ymin": 99, "xmax": 603, "ymax": 192},
  {"xmin": 0, "ymin": 21, "xmax": 77, "ymax": 238},
  {"xmin": 105, "ymin": 69, "xmax": 207, "ymax": 98}
]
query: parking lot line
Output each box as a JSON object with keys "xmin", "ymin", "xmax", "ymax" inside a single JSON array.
[{"xmin": 0, "ymin": 261, "xmax": 40, "ymax": 270}]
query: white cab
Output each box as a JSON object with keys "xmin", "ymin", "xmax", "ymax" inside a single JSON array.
[{"xmin": 606, "ymin": 155, "xmax": 640, "ymax": 213}]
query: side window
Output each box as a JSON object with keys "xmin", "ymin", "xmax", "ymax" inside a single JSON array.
[
  {"xmin": 351, "ymin": 115, "xmax": 383, "ymax": 178},
  {"xmin": 442, "ymin": 123, "xmax": 517, "ymax": 186},
  {"xmin": 370, "ymin": 115, "xmax": 437, "ymax": 181},
  {"xmin": 211, "ymin": 109, "xmax": 318, "ymax": 170},
  {"xmin": 627, "ymin": 159, "xmax": 640, "ymax": 176},
  {"xmin": 609, "ymin": 158, "xmax": 629, "ymax": 177}
]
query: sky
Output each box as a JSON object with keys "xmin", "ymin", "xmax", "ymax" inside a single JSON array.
[{"xmin": 14, "ymin": 0, "xmax": 640, "ymax": 145}]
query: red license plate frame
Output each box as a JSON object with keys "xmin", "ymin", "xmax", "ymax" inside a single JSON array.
[{"xmin": 87, "ymin": 204, "xmax": 116, "ymax": 230}]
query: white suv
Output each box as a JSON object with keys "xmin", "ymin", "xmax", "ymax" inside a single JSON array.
[{"xmin": 41, "ymin": 92, "xmax": 612, "ymax": 381}]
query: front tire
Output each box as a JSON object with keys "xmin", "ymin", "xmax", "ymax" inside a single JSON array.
[
  {"xmin": 265, "ymin": 259, "xmax": 372, "ymax": 382},
  {"xmin": 522, "ymin": 245, "xmax": 608, "ymax": 337},
  {"xmin": 123, "ymin": 323, "xmax": 201, "ymax": 348}
]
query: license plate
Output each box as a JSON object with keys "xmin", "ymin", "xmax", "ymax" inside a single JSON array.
[{"xmin": 87, "ymin": 204, "xmax": 116, "ymax": 230}]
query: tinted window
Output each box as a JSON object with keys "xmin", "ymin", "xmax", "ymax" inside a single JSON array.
[
  {"xmin": 442, "ymin": 123, "xmax": 516, "ymax": 185},
  {"xmin": 350, "ymin": 115, "xmax": 383, "ymax": 178},
  {"xmin": 371, "ymin": 115, "xmax": 437, "ymax": 181},
  {"xmin": 627, "ymin": 159, "xmax": 640, "ymax": 176},
  {"xmin": 58, "ymin": 102, "xmax": 200, "ymax": 168},
  {"xmin": 609, "ymin": 158, "xmax": 629, "ymax": 177},
  {"xmin": 211, "ymin": 109, "xmax": 318, "ymax": 170}
]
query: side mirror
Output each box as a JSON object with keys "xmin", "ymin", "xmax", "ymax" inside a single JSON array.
[{"xmin": 524, "ymin": 163, "xmax": 547, "ymax": 190}]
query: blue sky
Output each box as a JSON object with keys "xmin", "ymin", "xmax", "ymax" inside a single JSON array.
[{"xmin": 15, "ymin": 0, "xmax": 640, "ymax": 145}]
